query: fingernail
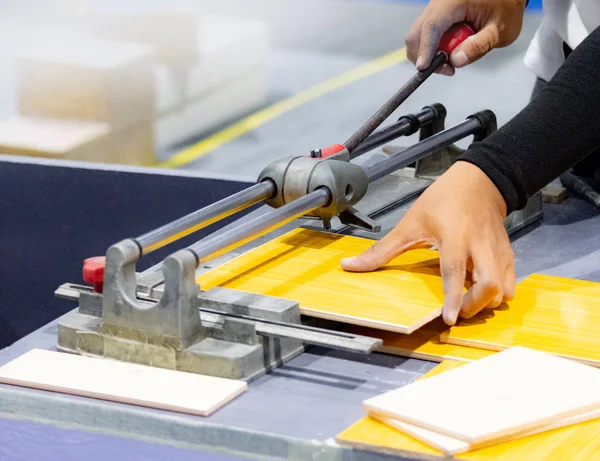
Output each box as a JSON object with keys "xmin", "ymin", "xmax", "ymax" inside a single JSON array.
[
  {"xmin": 341, "ymin": 257, "xmax": 356, "ymax": 266},
  {"xmin": 450, "ymin": 311, "xmax": 458, "ymax": 324},
  {"xmin": 444, "ymin": 308, "xmax": 458, "ymax": 326},
  {"xmin": 451, "ymin": 51, "xmax": 468, "ymax": 68},
  {"xmin": 439, "ymin": 65, "xmax": 454, "ymax": 77},
  {"xmin": 416, "ymin": 56, "xmax": 425, "ymax": 69}
]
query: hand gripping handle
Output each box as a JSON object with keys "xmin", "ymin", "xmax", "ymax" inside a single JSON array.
[{"xmin": 437, "ymin": 23, "xmax": 475, "ymax": 57}]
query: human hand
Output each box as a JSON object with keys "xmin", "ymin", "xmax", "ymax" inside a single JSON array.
[
  {"xmin": 406, "ymin": 0, "xmax": 527, "ymax": 76},
  {"xmin": 340, "ymin": 161, "xmax": 516, "ymax": 325}
]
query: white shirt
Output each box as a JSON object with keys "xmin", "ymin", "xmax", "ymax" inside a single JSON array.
[{"xmin": 524, "ymin": 0, "xmax": 600, "ymax": 81}]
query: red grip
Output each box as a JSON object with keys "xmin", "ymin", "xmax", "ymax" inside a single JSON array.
[
  {"xmin": 307, "ymin": 144, "xmax": 346, "ymax": 159},
  {"xmin": 321, "ymin": 144, "xmax": 346, "ymax": 159},
  {"xmin": 83, "ymin": 256, "xmax": 106, "ymax": 293},
  {"xmin": 437, "ymin": 23, "xmax": 475, "ymax": 56}
]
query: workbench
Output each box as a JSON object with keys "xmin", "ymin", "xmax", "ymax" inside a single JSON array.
[{"xmin": 1, "ymin": 156, "xmax": 600, "ymax": 461}]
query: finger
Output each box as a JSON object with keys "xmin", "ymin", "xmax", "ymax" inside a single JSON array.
[
  {"xmin": 417, "ymin": 20, "xmax": 450, "ymax": 70},
  {"xmin": 438, "ymin": 243, "xmax": 468, "ymax": 326},
  {"xmin": 459, "ymin": 250, "xmax": 504, "ymax": 318},
  {"xmin": 503, "ymin": 260, "xmax": 516, "ymax": 302},
  {"xmin": 341, "ymin": 227, "xmax": 431, "ymax": 273},
  {"xmin": 405, "ymin": 18, "xmax": 423, "ymax": 66},
  {"xmin": 436, "ymin": 63, "xmax": 455, "ymax": 76},
  {"xmin": 487, "ymin": 290, "xmax": 504, "ymax": 309},
  {"xmin": 449, "ymin": 24, "xmax": 500, "ymax": 68}
]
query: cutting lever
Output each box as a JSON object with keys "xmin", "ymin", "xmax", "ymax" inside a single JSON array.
[{"xmin": 332, "ymin": 23, "xmax": 475, "ymax": 157}]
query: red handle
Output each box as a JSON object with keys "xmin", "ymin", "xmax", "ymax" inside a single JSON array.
[
  {"xmin": 437, "ymin": 23, "xmax": 475, "ymax": 56},
  {"xmin": 83, "ymin": 256, "xmax": 106, "ymax": 293}
]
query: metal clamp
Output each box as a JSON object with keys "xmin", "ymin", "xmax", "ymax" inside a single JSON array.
[
  {"xmin": 101, "ymin": 240, "xmax": 203, "ymax": 348},
  {"xmin": 257, "ymin": 156, "xmax": 373, "ymax": 230},
  {"xmin": 414, "ymin": 108, "xmax": 498, "ymax": 180}
]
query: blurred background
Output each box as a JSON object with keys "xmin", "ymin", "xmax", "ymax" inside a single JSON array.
[{"xmin": 0, "ymin": 0, "xmax": 543, "ymax": 181}]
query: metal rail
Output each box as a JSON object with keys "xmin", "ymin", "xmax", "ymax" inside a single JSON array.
[
  {"xmin": 135, "ymin": 181, "xmax": 276, "ymax": 255},
  {"xmin": 364, "ymin": 116, "xmax": 483, "ymax": 182},
  {"xmin": 55, "ymin": 283, "xmax": 382, "ymax": 354},
  {"xmin": 187, "ymin": 188, "xmax": 331, "ymax": 264},
  {"xmin": 350, "ymin": 105, "xmax": 438, "ymax": 159}
]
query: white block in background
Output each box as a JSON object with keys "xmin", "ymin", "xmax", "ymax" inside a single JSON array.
[
  {"xmin": 155, "ymin": 15, "xmax": 271, "ymax": 115},
  {"xmin": 17, "ymin": 37, "xmax": 156, "ymax": 130},
  {"xmin": 156, "ymin": 68, "xmax": 268, "ymax": 151},
  {"xmin": 0, "ymin": 115, "xmax": 111, "ymax": 161},
  {"xmin": 0, "ymin": 0, "xmax": 89, "ymax": 18},
  {"xmin": 0, "ymin": 115, "xmax": 155, "ymax": 166},
  {"xmin": 0, "ymin": 349, "xmax": 247, "ymax": 417},
  {"xmin": 111, "ymin": 122, "xmax": 155, "ymax": 166},
  {"xmin": 89, "ymin": 1, "xmax": 203, "ymax": 65}
]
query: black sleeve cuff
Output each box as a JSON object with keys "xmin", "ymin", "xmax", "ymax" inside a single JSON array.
[{"xmin": 457, "ymin": 143, "xmax": 526, "ymax": 215}]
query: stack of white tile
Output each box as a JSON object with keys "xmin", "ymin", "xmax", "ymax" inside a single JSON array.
[
  {"xmin": 0, "ymin": 6, "xmax": 271, "ymax": 164},
  {"xmin": 0, "ymin": 35, "xmax": 156, "ymax": 165},
  {"xmin": 87, "ymin": 2, "xmax": 271, "ymax": 151}
]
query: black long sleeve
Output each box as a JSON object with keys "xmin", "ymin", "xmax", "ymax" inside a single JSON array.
[{"xmin": 458, "ymin": 26, "xmax": 600, "ymax": 214}]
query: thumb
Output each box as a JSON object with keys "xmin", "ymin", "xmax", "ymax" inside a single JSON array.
[
  {"xmin": 341, "ymin": 228, "xmax": 430, "ymax": 273},
  {"xmin": 449, "ymin": 24, "xmax": 500, "ymax": 68}
]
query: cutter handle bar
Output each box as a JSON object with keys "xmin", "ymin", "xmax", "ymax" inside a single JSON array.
[
  {"xmin": 185, "ymin": 111, "xmax": 489, "ymax": 266},
  {"xmin": 134, "ymin": 106, "xmax": 439, "ymax": 256},
  {"xmin": 343, "ymin": 23, "xmax": 474, "ymax": 154},
  {"xmin": 350, "ymin": 104, "xmax": 439, "ymax": 159}
]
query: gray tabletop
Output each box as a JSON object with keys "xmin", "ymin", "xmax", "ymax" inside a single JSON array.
[{"xmin": 1, "ymin": 195, "xmax": 599, "ymax": 461}]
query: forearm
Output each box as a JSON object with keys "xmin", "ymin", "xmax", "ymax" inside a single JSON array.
[{"xmin": 458, "ymin": 26, "xmax": 600, "ymax": 214}]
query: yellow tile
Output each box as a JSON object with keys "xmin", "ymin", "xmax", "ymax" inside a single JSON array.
[
  {"xmin": 441, "ymin": 274, "xmax": 600, "ymax": 366},
  {"xmin": 336, "ymin": 360, "xmax": 600, "ymax": 461},
  {"xmin": 197, "ymin": 228, "xmax": 451, "ymax": 333},
  {"xmin": 346, "ymin": 319, "xmax": 493, "ymax": 362}
]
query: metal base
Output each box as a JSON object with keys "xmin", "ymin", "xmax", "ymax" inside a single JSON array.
[{"xmin": 57, "ymin": 287, "xmax": 305, "ymax": 382}]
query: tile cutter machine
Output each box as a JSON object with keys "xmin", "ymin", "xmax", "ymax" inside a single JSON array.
[{"xmin": 55, "ymin": 24, "xmax": 542, "ymax": 380}]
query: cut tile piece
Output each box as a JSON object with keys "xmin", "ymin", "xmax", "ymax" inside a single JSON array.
[
  {"xmin": 441, "ymin": 273, "xmax": 600, "ymax": 367},
  {"xmin": 346, "ymin": 319, "xmax": 493, "ymax": 362},
  {"xmin": 363, "ymin": 347, "xmax": 600, "ymax": 445},
  {"xmin": 196, "ymin": 228, "xmax": 455, "ymax": 334},
  {"xmin": 336, "ymin": 360, "xmax": 464, "ymax": 458},
  {"xmin": 377, "ymin": 408, "xmax": 600, "ymax": 456},
  {"xmin": 337, "ymin": 360, "xmax": 600, "ymax": 461},
  {"xmin": 0, "ymin": 349, "xmax": 246, "ymax": 416}
]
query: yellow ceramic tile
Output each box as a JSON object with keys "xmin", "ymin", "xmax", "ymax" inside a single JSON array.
[
  {"xmin": 441, "ymin": 274, "xmax": 600, "ymax": 366},
  {"xmin": 346, "ymin": 319, "xmax": 493, "ymax": 363},
  {"xmin": 336, "ymin": 360, "xmax": 600, "ymax": 461},
  {"xmin": 197, "ymin": 228, "xmax": 452, "ymax": 333}
]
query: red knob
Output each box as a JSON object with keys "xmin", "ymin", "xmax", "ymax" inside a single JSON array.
[
  {"xmin": 83, "ymin": 256, "xmax": 106, "ymax": 293},
  {"xmin": 437, "ymin": 23, "xmax": 475, "ymax": 56}
]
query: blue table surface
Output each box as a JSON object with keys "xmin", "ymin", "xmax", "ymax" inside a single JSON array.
[{"xmin": 0, "ymin": 418, "xmax": 251, "ymax": 461}]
